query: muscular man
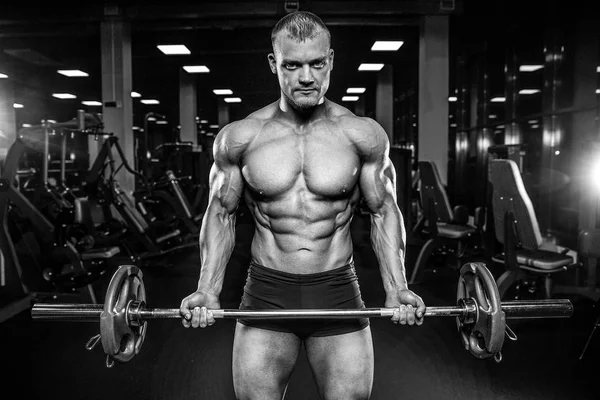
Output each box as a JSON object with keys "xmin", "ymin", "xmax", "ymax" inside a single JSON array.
[{"xmin": 180, "ymin": 11, "xmax": 426, "ymax": 400}]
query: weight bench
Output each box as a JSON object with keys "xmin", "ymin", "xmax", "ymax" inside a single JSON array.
[
  {"xmin": 489, "ymin": 159, "xmax": 585, "ymax": 299},
  {"xmin": 409, "ymin": 161, "xmax": 484, "ymax": 284}
]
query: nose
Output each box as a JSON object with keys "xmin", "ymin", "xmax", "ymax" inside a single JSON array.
[{"xmin": 298, "ymin": 65, "xmax": 314, "ymax": 85}]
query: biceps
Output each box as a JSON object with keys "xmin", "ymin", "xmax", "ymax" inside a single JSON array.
[
  {"xmin": 360, "ymin": 157, "xmax": 397, "ymax": 213},
  {"xmin": 208, "ymin": 162, "xmax": 244, "ymax": 214}
]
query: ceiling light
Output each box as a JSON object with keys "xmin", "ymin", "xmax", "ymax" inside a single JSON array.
[
  {"xmin": 57, "ymin": 69, "xmax": 89, "ymax": 77},
  {"xmin": 224, "ymin": 97, "xmax": 242, "ymax": 103},
  {"xmin": 371, "ymin": 41, "xmax": 404, "ymax": 51},
  {"xmin": 213, "ymin": 89, "xmax": 233, "ymax": 95},
  {"xmin": 596, "ymin": 66, "xmax": 600, "ymax": 73},
  {"xmin": 156, "ymin": 120, "xmax": 168, "ymax": 125},
  {"xmin": 157, "ymin": 45, "xmax": 190, "ymax": 55},
  {"xmin": 131, "ymin": 91, "xmax": 141, "ymax": 98},
  {"xmin": 82, "ymin": 101, "xmax": 102, "ymax": 106},
  {"xmin": 209, "ymin": 124, "xmax": 219, "ymax": 129},
  {"xmin": 347, "ymin": 87, "xmax": 366, "ymax": 94},
  {"xmin": 52, "ymin": 93, "xmax": 76, "ymax": 99},
  {"xmin": 0, "ymin": 73, "xmax": 8, "ymax": 78},
  {"xmin": 22, "ymin": 123, "xmax": 32, "ymax": 128},
  {"xmin": 448, "ymin": 96, "xmax": 457, "ymax": 102},
  {"xmin": 13, "ymin": 103, "xmax": 23, "ymax": 108},
  {"xmin": 183, "ymin": 65, "xmax": 210, "ymax": 73},
  {"xmin": 200, "ymin": 120, "xmax": 208, "ymax": 124},
  {"xmin": 519, "ymin": 89, "xmax": 540, "ymax": 95},
  {"xmin": 141, "ymin": 99, "xmax": 160, "ymax": 104},
  {"xmin": 342, "ymin": 96, "xmax": 359, "ymax": 102},
  {"xmin": 491, "ymin": 97, "xmax": 506, "ymax": 102},
  {"xmin": 596, "ymin": 89, "xmax": 600, "ymax": 94},
  {"xmin": 519, "ymin": 65, "xmax": 543, "ymax": 72},
  {"xmin": 358, "ymin": 63, "xmax": 384, "ymax": 71}
]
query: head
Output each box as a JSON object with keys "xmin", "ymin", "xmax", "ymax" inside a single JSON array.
[{"xmin": 268, "ymin": 11, "xmax": 334, "ymax": 111}]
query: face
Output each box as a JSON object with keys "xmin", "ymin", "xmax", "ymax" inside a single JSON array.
[{"xmin": 268, "ymin": 30, "xmax": 334, "ymax": 111}]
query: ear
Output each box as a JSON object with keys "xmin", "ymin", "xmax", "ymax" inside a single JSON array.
[
  {"xmin": 329, "ymin": 49, "xmax": 334, "ymax": 71},
  {"xmin": 267, "ymin": 53, "xmax": 277, "ymax": 74}
]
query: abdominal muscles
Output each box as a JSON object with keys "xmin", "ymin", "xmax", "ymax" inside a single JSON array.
[{"xmin": 246, "ymin": 187, "xmax": 359, "ymax": 274}]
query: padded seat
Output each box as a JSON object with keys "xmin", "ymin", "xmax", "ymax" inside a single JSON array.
[
  {"xmin": 437, "ymin": 223, "xmax": 477, "ymax": 239},
  {"xmin": 80, "ymin": 246, "xmax": 120, "ymax": 260},
  {"xmin": 492, "ymin": 248, "xmax": 573, "ymax": 272}
]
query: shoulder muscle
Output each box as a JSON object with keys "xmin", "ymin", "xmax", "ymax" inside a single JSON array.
[{"xmin": 339, "ymin": 116, "xmax": 389, "ymax": 162}]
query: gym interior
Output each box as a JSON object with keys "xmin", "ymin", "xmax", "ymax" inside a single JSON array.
[{"xmin": 0, "ymin": 1, "xmax": 599, "ymax": 399}]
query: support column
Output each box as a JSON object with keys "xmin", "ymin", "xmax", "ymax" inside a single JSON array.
[
  {"xmin": 100, "ymin": 15, "xmax": 134, "ymax": 195},
  {"xmin": 179, "ymin": 69, "xmax": 197, "ymax": 145},
  {"xmin": 218, "ymin": 101, "xmax": 230, "ymax": 128},
  {"xmin": 355, "ymin": 95, "xmax": 366, "ymax": 117},
  {"xmin": 572, "ymin": 20, "xmax": 600, "ymax": 231},
  {"xmin": 375, "ymin": 65, "xmax": 394, "ymax": 142},
  {"xmin": 418, "ymin": 15, "xmax": 449, "ymax": 185},
  {"xmin": 0, "ymin": 78, "xmax": 16, "ymax": 164}
]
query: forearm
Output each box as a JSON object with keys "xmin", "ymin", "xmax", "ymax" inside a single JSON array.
[
  {"xmin": 196, "ymin": 203, "xmax": 237, "ymax": 295},
  {"xmin": 370, "ymin": 201, "xmax": 408, "ymax": 295}
]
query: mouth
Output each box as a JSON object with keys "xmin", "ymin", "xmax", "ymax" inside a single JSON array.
[{"xmin": 297, "ymin": 89, "xmax": 317, "ymax": 94}]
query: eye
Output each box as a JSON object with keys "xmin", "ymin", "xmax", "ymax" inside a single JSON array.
[
  {"xmin": 312, "ymin": 61, "xmax": 326, "ymax": 68},
  {"xmin": 283, "ymin": 64, "xmax": 298, "ymax": 70}
]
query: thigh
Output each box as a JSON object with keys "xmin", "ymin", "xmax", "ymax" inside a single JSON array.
[
  {"xmin": 232, "ymin": 322, "xmax": 302, "ymax": 400},
  {"xmin": 305, "ymin": 326, "xmax": 374, "ymax": 400}
]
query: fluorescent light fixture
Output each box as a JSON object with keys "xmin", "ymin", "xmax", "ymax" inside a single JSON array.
[
  {"xmin": 52, "ymin": 93, "xmax": 76, "ymax": 99},
  {"xmin": 224, "ymin": 97, "xmax": 242, "ymax": 103},
  {"xmin": 213, "ymin": 89, "xmax": 233, "ymax": 95},
  {"xmin": 491, "ymin": 97, "xmax": 506, "ymax": 102},
  {"xmin": 371, "ymin": 41, "xmax": 404, "ymax": 51},
  {"xmin": 519, "ymin": 65, "xmax": 543, "ymax": 72},
  {"xmin": 147, "ymin": 116, "xmax": 156, "ymax": 122},
  {"xmin": 597, "ymin": 66, "xmax": 600, "ymax": 73},
  {"xmin": 209, "ymin": 124, "xmax": 220, "ymax": 129},
  {"xmin": 156, "ymin": 120, "xmax": 168, "ymax": 125},
  {"xmin": 448, "ymin": 96, "xmax": 457, "ymax": 102},
  {"xmin": 13, "ymin": 103, "xmax": 23, "ymax": 108},
  {"xmin": 131, "ymin": 91, "xmax": 141, "ymax": 98},
  {"xmin": 47, "ymin": 120, "xmax": 57, "ymax": 124},
  {"xmin": 596, "ymin": 89, "xmax": 600, "ymax": 94},
  {"xmin": 519, "ymin": 89, "xmax": 540, "ymax": 95},
  {"xmin": 157, "ymin": 44, "xmax": 190, "ymax": 55},
  {"xmin": 57, "ymin": 69, "xmax": 89, "ymax": 77},
  {"xmin": 82, "ymin": 101, "xmax": 102, "ymax": 106},
  {"xmin": 22, "ymin": 123, "xmax": 32, "ymax": 128},
  {"xmin": 342, "ymin": 96, "xmax": 359, "ymax": 102},
  {"xmin": 141, "ymin": 99, "xmax": 160, "ymax": 104},
  {"xmin": 0, "ymin": 73, "xmax": 8, "ymax": 78},
  {"xmin": 489, "ymin": 114, "xmax": 497, "ymax": 119},
  {"xmin": 183, "ymin": 65, "xmax": 210, "ymax": 73},
  {"xmin": 347, "ymin": 87, "xmax": 366, "ymax": 94},
  {"xmin": 132, "ymin": 126, "xmax": 140, "ymax": 130},
  {"xmin": 358, "ymin": 63, "xmax": 384, "ymax": 71},
  {"xmin": 200, "ymin": 120, "xmax": 208, "ymax": 124}
]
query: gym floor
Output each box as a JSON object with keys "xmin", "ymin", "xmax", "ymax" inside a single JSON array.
[{"xmin": 2, "ymin": 215, "xmax": 598, "ymax": 400}]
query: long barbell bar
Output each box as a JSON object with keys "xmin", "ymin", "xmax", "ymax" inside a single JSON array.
[{"xmin": 31, "ymin": 299, "xmax": 573, "ymax": 322}]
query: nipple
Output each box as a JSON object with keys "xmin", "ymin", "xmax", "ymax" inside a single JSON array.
[{"xmin": 258, "ymin": 190, "xmax": 265, "ymax": 196}]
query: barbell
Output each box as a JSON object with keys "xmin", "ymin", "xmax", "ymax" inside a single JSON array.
[{"xmin": 31, "ymin": 262, "xmax": 573, "ymax": 367}]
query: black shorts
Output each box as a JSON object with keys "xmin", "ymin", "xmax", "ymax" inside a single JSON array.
[{"xmin": 238, "ymin": 261, "xmax": 369, "ymax": 340}]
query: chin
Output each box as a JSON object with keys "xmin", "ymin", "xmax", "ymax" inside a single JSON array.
[{"xmin": 292, "ymin": 95, "xmax": 321, "ymax": 110}]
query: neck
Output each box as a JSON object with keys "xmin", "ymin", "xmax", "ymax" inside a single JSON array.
[{"xmin": 278, "ymin": 95, "xmax": 327, "ymax": 125}]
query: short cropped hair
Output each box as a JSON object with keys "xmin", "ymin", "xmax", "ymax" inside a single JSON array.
[{"xmin": 271, "ymin": 11, "xmax": 331, "ymax": 49}]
